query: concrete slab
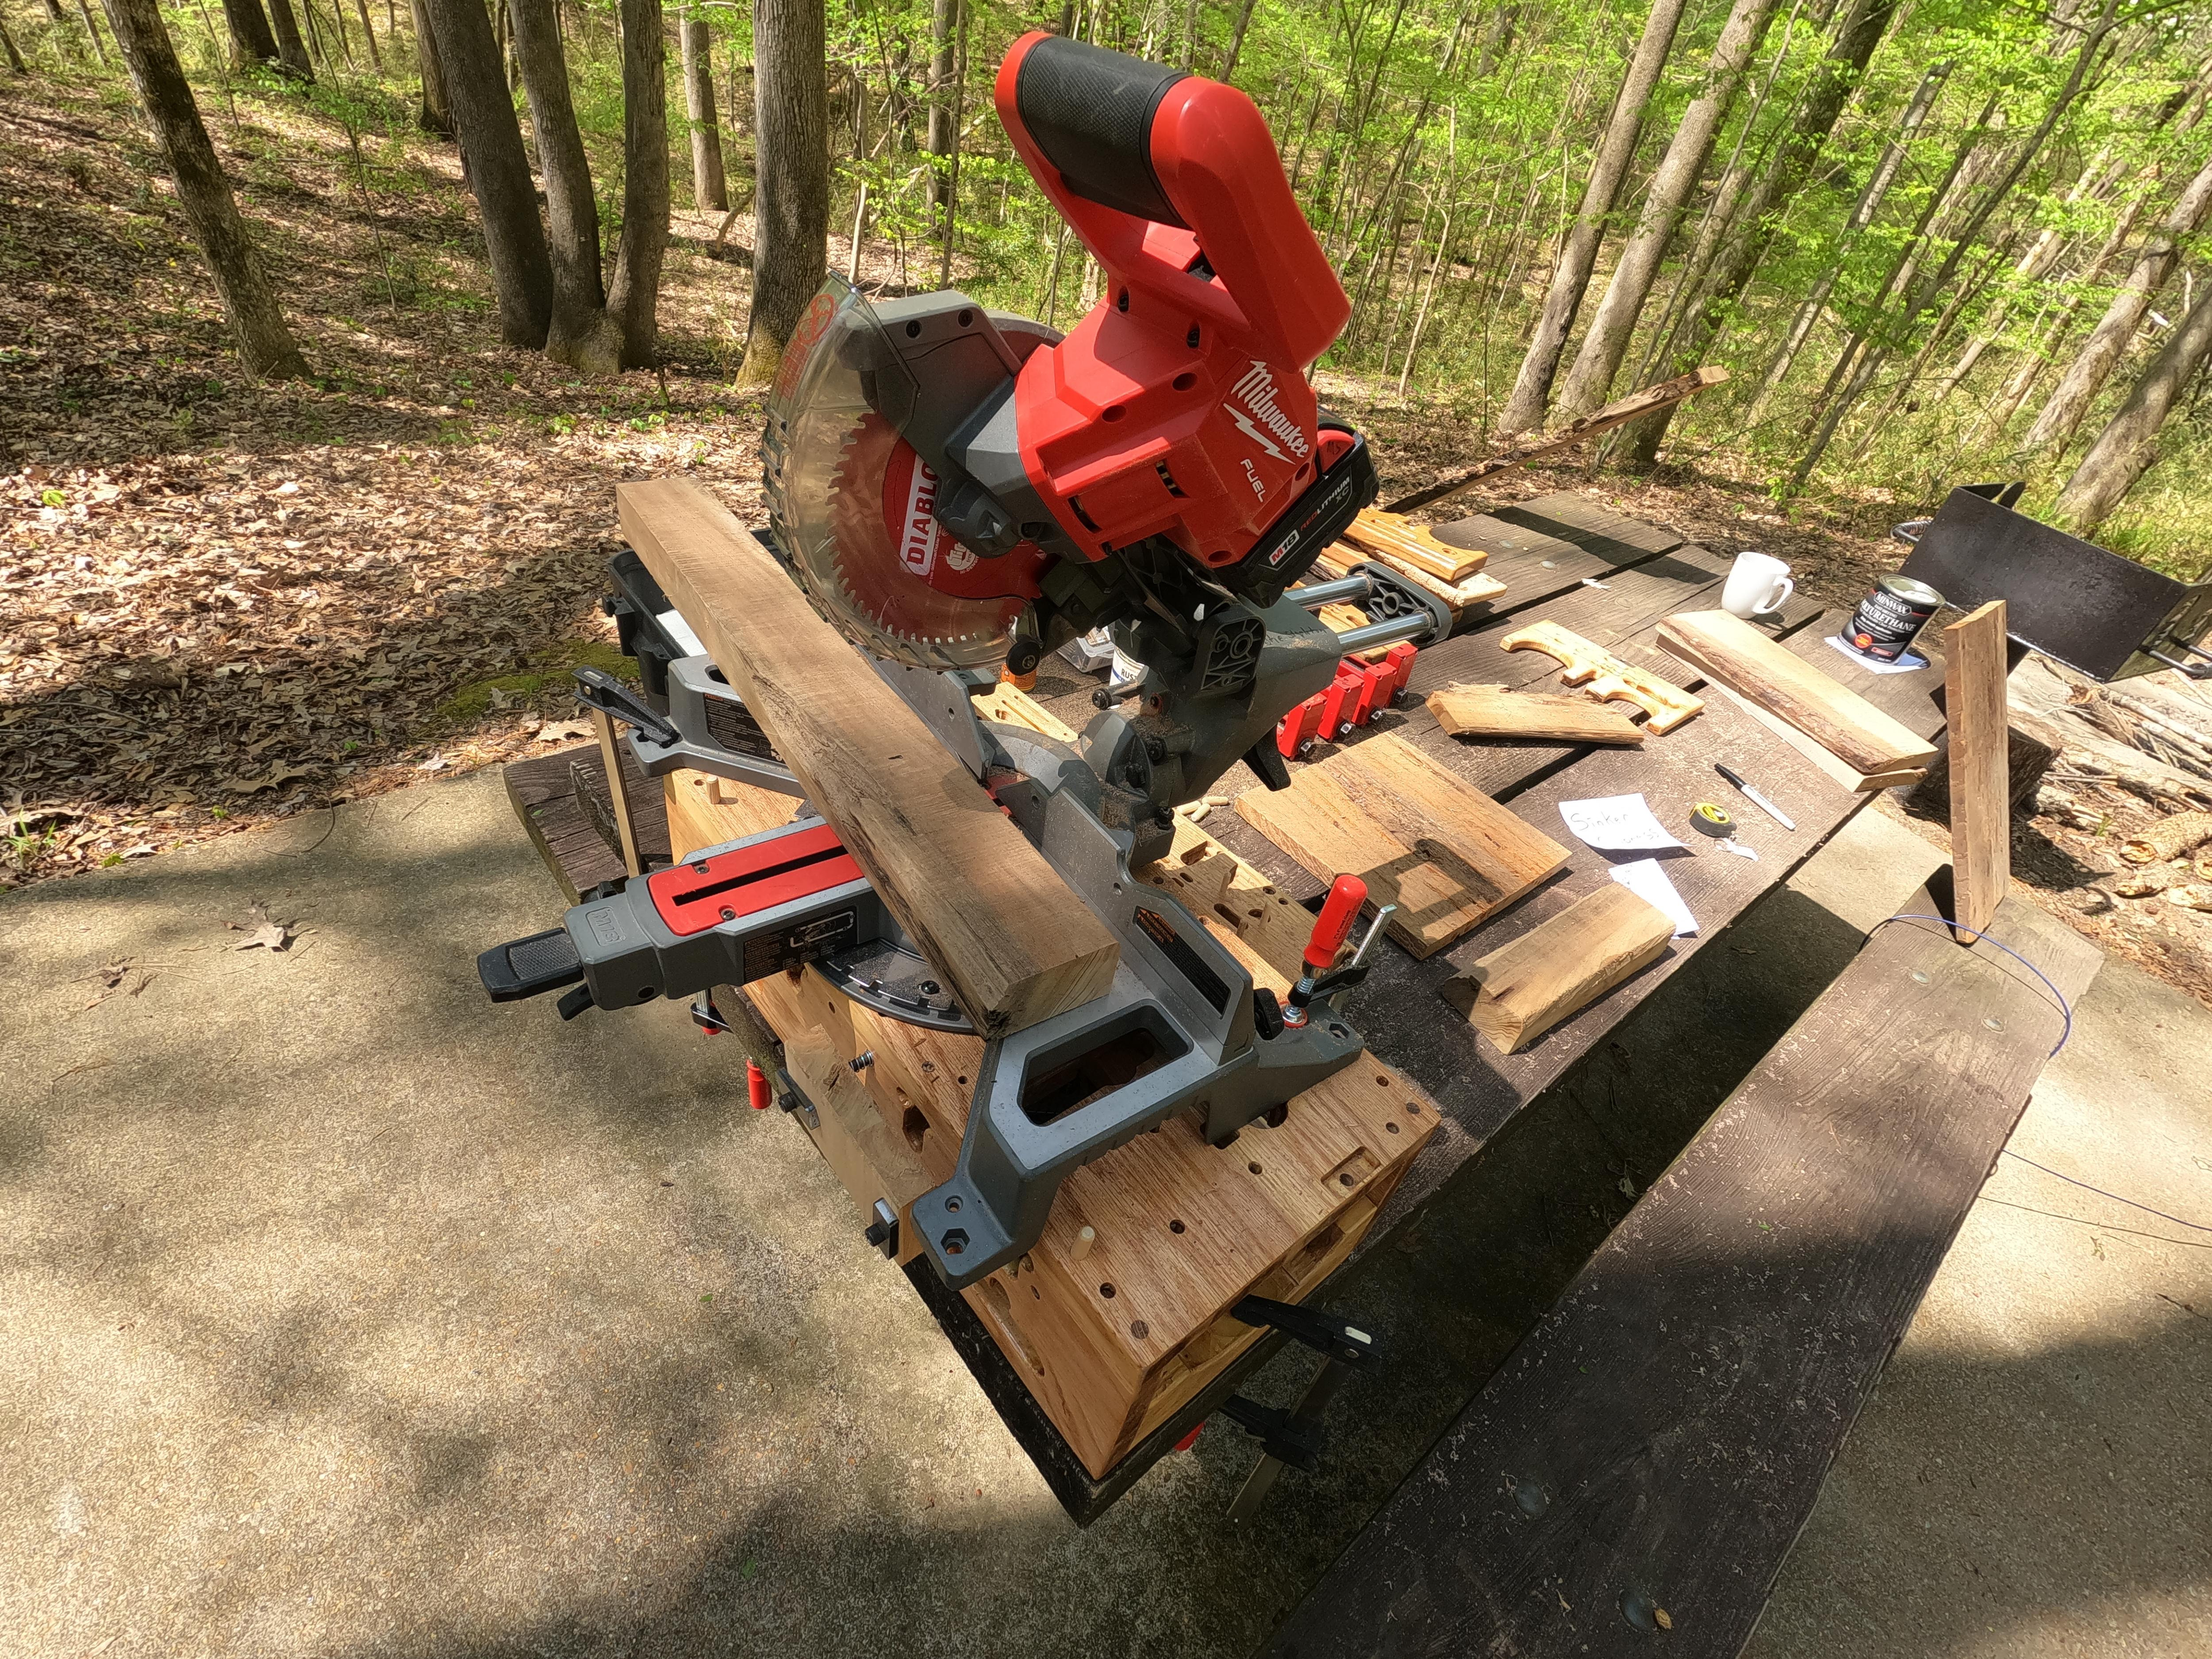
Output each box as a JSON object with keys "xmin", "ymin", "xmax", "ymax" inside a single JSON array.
[{"xmin": 0, "ymin": 775, "xmax": 2203, "ymax": 1658}]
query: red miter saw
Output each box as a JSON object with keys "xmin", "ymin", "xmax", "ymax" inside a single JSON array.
[
  {"xmin": 480, "ymin": 35, "xmax": 1452, "ymax": 1289},
  {"xmin": 758, "ymin": 30, "xmax": 1448, "ymax": 817}
]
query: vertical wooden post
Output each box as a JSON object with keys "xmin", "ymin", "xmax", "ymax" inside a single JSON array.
[
  {"xmin": 1945, "ymin": 599, "xmax": 2010, "ymax": 937},
  {"xmin": 588, "ymin": 706, "xmax": 645, "ymax": 877}
]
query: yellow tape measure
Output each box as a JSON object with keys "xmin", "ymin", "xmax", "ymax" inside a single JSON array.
[{"xmin": 1690, "ymin": 801, "xmax": 1735, "ymax": 837}]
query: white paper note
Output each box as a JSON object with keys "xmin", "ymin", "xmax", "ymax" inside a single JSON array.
[
  {"xmin": 1559, "ymin": 793, "xmax": 1684, "ymax": 852},
  {"xmin": 1825, "ymin": 634, "xmax": 1928, "ymax": 675},
  {"xmin": 1611, "ymin": 858, "xmax": 1698, "ymax": 936}
]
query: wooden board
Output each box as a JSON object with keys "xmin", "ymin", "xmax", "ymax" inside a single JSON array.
[
  {"xmin": 1234, "ymin": 733, "xmax": 1570, "ymax": 957},
  {"xmin": 1658, "ymin": 608, "xmax": 1939, "ymax": 779},
  {"xmin": 1340, "ymin": 506, "xmax": 1489, "ymax": 582},
  {"xmin": 504, "ymin": 743, "xmax": 671, "ymax": 903},
  {"xmin": 1445, "ymin": 883, "xmax": 1675, "ymax": 1053},
  {"xmin": 1946, "ymin": 600, "xmax": 2011, "ymax": 935},
  {"xmin": 1709, "ymin": 682, "xmax": 1928, "ymax": 791},
  {"xmin": 617, "ymin": 477, "xmax": 1119, "ymax": 1038},
  {"xmin": 1427, "ymin": 682, "xmax": 1645, "ymax": 745},
  {"xmin": 1265, "ymin": 896, "xmax": 2102, "ymax": 1659},
  {"xmin": 1313, "ymin": 541, "xmax": 1508, "ymax": 623},
  {"xmin": 1500, "ymin": 619, "xmax": 1704, "ymax": 731},
  {"xmin": 663, "ymin": 769, "xmax": 1442, "ymax": 1479},
  {"xmin": 972, "ymin": 676, "xmax": 1080, "ymax": 744}
]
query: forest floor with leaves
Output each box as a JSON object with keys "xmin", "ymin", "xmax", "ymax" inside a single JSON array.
[{"xmin": 5, "ymin": 73, "xmax": 2208, "ymax": 1006}]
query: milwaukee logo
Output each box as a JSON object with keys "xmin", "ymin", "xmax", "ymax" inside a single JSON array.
[
  {"xmin": 899, "ymin": 455, "xmax": 943, "ymax": 576},
  {"xmin": 1225, "ymin": 360, "xmax": 1310, "ymax": 463}
]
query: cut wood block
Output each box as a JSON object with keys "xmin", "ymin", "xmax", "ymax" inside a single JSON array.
[
  {"xmin": 1658, "ymin": 608, "xmax": 1938, "ymax": 779},
  {"xmin": 1427, "ymin": 682, "xmax": 1645, "ymax": 745},
  {"xmin": 1235, "ymin": 733, "xmax": 1570, "ymax": 958},
  {"xmin": 1499, "ymin": 619, "xmax": 1703, "ymax": 732},
  {"xmin": 618, "ymin": 477, "xmax": 1118, "ymax": 1038},
  {"xmin": 1443, "ymin": 883, "xmax": 1674, "ymax": 1053},
  {"xmin": 1946, "ymin": 600, "xmax": 2011, "ymax": 936},
  {"xmin": 1314, "ymin": 541, "xmax": 1508, "ymax": 621},
  {"xmin": 665, "ymin": 770, "xmax": 1440, "ymax": 1479},
  {"xmin": 1340, "ymin": 507, "xmax": 1489, "ymax": 583},
  {"xmin": 971, "ymin": 676, "xmax": 1079, "ymax": 744}
]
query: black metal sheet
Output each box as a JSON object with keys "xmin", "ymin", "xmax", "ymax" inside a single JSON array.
[{"xmin": 1900, "ymin": 488, "xmax": 2208, "ymax": 681}]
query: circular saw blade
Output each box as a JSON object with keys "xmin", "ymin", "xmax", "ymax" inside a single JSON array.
[{"xmin": 815, "ymin": 413, "xmax": 1046, "ymax": 671}]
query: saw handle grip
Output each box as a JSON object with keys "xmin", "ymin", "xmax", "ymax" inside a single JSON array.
[
  {"xmin": 1304, "ymin": 875, "xmax": 1368, "ymax": 974},
  {"xmin": 1009, "ymin": 34, "xmax": 1188, "ymax": 229}
]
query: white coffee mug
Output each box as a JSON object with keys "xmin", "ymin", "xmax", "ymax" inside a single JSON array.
[{"xmin": 1723, "ymin": 550, "xmax": 1794, "ymax": 620}]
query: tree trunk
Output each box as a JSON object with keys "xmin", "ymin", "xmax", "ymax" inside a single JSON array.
[
  {"xmin": 1558, "ymin": 0, "xmax": 1782, "ymax": 419},
  {"xmin": 72, "ymin": 0, "xmax": 111, "ymax": 62},
  {"xmin": 510, "ymin": 0, "xmax": 614, "ymax": 368},
  {"xmin": 410, "ymin": 0, "xmax": 451, "ymax": 134},
  {"xmin": 2055, "ymin": 280, "xmax": 2212, "ymax": 533},
  {"xmin": 681, "ymin": 9, "xmax": 727, "ymax": 211},
  {"xmin": 0, "ymin": 11, "xmax": 25, "ymax": 71},
  {"xmin": 352, "ymin": 0, "xmax": 378, "ymax": 65},
  {"xmin": 1983, "ymin": 191, "xmax": 2146, "ymax": 431},
  {"xmin": 926, "ymin": 0, "xmax": 954, "ymax": 212},
  {"xmin": 936, "ymin": 0, "xmax": 968, "ymax": 285},
  {"xmin": 218, "ymin": 0, "xmax": 279, "ymax": 67},
  {"xmin": 1498, "ymin": 0, "xmax": 1693, "ymax": 434},
  {"xmin": 2025, "ymin": 149, "xmax": 2212, "ymax": 454},
  {"xmin": 1473, "ymin": 0, "xmax": 1517, "ymax": 77},
  {"xmin": 265, "ymin": 0, "xmax": 311, "ymax": 76},
  {"xmin": 1794, "ymin": 1, "xmax": 2113, "ymax": 487},
  {"xmin": 1621, "ymin": 0, "xmax": 1903, "ymax": 464},
  {"xmin": 1219, "ymin": 0, "xmax": 1259, "ymax": 81},
  {"xmin": 422, "ymin": 0, "xmax": 553, "ymax": 345},
  {"xmin": 741, "ymin": 0, "xmax": 826, "ymax": 384},
  {"xmin": 605, "ymin": 0, "xmax": 668, "ymax": 369},
  {"xmin": 97, "ymin": 0, "xmax": 309, "ymax": 380}
]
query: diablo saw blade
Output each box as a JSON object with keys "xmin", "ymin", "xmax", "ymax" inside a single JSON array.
[{"xmin": 819, "ymin": 413, "xmax": 1045, "ymax": 670}]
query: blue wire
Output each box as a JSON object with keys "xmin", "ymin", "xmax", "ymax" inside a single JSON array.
[
  {"xmin": 2000, "ymin": 1151, "xmax": 2212, "ymax": 1233},
  {"xmin": 1869, "ymin": 914, "xmax": 2075, "ymax": 1056}
]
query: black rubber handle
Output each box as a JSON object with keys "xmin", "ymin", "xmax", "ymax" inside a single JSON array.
[{"xmin": 1014, "ymin": 35, "xmax": 1188, "ymax": 227}]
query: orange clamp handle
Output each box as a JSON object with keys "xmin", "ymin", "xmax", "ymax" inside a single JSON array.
[{"xmin": 1304, "ymin": 875, "xmax": 1368, "ymax": 973}]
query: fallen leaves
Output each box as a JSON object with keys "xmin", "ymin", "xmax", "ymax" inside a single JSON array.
[
  {"xmin": 226, "ymin": 902, "xmax": 303, "ymax": 952},
  {"xmin": 537, "ymin": 720, "xmax": 594, "ymax": 743}
]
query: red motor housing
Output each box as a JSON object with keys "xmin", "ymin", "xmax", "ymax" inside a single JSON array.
[{"xmin": 994, "ymin": 34, "xmax": 1355, "ymax": 573}]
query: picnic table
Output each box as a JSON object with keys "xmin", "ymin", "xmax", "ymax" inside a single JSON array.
[{"xmin": 503, "ymin": 491, "xmax": 1956, "ymax": 1521}]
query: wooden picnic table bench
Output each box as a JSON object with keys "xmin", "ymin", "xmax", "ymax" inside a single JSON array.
[{"xmin": 503, "ymin": 490, "xmax": 1966, "ymax": 1525}]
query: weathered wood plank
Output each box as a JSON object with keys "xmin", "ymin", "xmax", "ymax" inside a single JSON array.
[
  {"xmin": 504, "ymin": 742, "xmax": 670, "ymax": 902},
  {"xmin": 1446, "ymin": 883, "xmax": 1676, "ymax": 1053},
  {"xmin": 617, "ymin": 477, "xmax": 1119, "ymax": 1038},
  {"xmin": 1427, "ymin": 684, "xmax": 1645, "ymax": 745},
  {"xmin": 1235, "ymin": 734, "xmax": 1571, "ymax": 957},
  {"xmin": 1264, "ymin": 896, "xmax": 2101, "ymax": 1659},
  {"xmin": 1946, "ymin": 600, "xmax": 2012, "ymax": 935},
  {"xmin": 1658, "ymin": 609, "xmax": 1940, "ymax": 777}
]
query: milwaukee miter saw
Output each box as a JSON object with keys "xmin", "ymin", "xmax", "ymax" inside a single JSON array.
[{"xmin": 477, "ymin": 35, "xmax": 1450, "ymax": 1288}]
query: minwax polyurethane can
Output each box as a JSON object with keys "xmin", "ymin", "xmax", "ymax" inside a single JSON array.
[{"xmin": 1847, "ymin": 574, "xmax": 1943, "ymax": 662}]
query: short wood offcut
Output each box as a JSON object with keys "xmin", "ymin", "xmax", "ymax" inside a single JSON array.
[
  {"xmin": 1234, "ymin": 732, "xmax": 1571, "ymax": 956},
  {"xmin": 1658, "ymin": 608, "xmax": 1939, "ymax": 779},
  {"xmin": 618, "ymin": 477, "xmax": 1118, "ymax": 1038},
  {"xmin": 1428, "ymin": 681, "xmax": 1647, "ymax": 745},
  {"xmin": 1444, "ymin": 883, "xmax": 1675, "ymax": 1052},
  {"xmin": 1339, "ymin": 507, "xmax": 1489, "ymax": 583}
]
